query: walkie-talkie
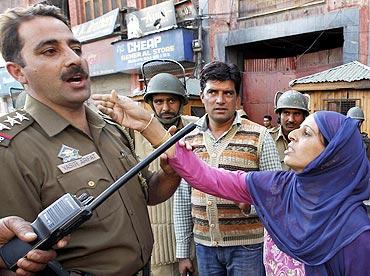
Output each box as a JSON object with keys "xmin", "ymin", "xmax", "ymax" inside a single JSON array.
[{"xmin": 0, "ymin": 123, "xmax": 196, "ymax": 271}]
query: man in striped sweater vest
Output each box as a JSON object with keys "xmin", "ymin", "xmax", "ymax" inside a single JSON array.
[{"xmin": 173, "ymin": 61, "xmax": 281, "ymax": 275}]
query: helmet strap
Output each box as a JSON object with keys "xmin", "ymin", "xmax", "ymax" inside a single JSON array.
[{"xmin": 153, "ymin": 102, "xmax": 184, "ymax": 130}]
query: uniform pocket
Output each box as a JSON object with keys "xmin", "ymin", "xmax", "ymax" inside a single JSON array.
[{"xmin": 56, "ymin": 161, "xmax": 122, "ymax": 223}]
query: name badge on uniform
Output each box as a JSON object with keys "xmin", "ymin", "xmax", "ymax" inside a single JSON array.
[{"xmin": 57, "ymin": 144, "xmax": 100, "ymax": 173}]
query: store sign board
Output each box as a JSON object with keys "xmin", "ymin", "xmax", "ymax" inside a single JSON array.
[{"xmin": 114, "ymin": 28, "xmax": 194, "ymax": 72}]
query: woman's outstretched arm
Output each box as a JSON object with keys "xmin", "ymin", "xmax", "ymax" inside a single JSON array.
[{"xmin": 168, "ymin": 143, "xmax": 253, "ymax": 204}]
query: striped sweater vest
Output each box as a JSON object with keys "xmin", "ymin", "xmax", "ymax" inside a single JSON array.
[{"xmin": 185, "ymin": 119, "xmax": 266, "ymax": 247}]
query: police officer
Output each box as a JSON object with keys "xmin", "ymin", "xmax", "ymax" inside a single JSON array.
[
  {"xmin": 269, "ymin": 90, "xmax": 310, "ymax": 170},
  {"xmin": 135, "ymin": 72, "xmax": 198, "ymax": 276},
  {"xmin": 347, "ymin": 106, "xmax": 370, "ymax": 159},
  {"xmin": 0, "ymin": 4, "xmax": 180, "ymax": 275}
]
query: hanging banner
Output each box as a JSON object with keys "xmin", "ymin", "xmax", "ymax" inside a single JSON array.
[{"xmin": 72, "ymin": 8, "xmax": 119, "ymax": 42}]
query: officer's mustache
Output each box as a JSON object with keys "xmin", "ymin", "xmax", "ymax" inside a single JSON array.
[
  {"xmin": 61, "ymin": 66, "xmax": 89, "ymax": 81},
  {"xmin": 159, "ymin": 112, "xmax": 177, "ymax": 118}
]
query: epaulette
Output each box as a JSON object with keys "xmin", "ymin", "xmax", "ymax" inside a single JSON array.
[
  {"xmin": 0, "ymin": 110, "xmax": 34, "ymax": 147},
  {"xmin": 181, "ymin": 115, "xmax": 199, "ymax": 125},
  {"xmin": 98, "ymin": 111, "xmax": 136, "ymax": 155},
  {"xmin": 268, "ymin": 126, "xmax": 279, "ymax": 133}
]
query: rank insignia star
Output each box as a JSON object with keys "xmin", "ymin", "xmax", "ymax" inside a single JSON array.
[
  {"xmin": 58, "ymin": 144, "xmax": 82, "ymax": 163},
  {"xmin": 4, "ymin": 116, "xmax": 21, "ymax": 126},
  {"xmin": 14, "ymin": 112, "xmax": 30, "ymax": 122},
  {"xmin": 0, "ymin": 123, "xmax": 10, "ymax": 131}
]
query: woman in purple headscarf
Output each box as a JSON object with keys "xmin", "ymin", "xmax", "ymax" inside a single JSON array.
[{"xmin": 167, "ymin": 111, "xmax": 370, "ymax": 275}]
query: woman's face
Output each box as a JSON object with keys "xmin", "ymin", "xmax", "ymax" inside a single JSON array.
[{"xmin": 284, "ymin": 114, "xmax": 326, "ymax": 173}]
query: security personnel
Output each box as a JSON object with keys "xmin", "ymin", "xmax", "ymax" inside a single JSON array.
[
  {"xmin": 269, "ymin": 90, "xmax": 310, "ymax": 170},
  {"xmin": 0, "ymin": 4, "xmax": 180, "ymax": 275},
  {"xmin": 134, "ymin": 73, "xmax": 198, "ymax": 276},
  {"xmin": 347, "ymin": 106, "xmax": 370, "ymax": 159}
]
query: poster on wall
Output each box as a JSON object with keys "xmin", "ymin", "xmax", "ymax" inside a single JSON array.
[{"xmin": 126, "ymin": 0, "xmax": 177, "ymax": 39}]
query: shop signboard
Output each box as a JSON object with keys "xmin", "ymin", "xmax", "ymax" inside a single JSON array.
[{"xmin": 114, "ymin": 28, "xmax": 194, "ymax": 72}]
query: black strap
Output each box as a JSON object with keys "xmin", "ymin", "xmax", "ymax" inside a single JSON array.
[
  {"xmin": 142, "ymin": 261, "xmax": 150, "ymax": 276},
  {"xmin": 36, "ymin": 260, "xmax": 69, "ymax": 276},
  {"xmin": 133, "ymin": 261, "xmax": 150, "ymax": 276},
  {"xmin": 68, "ymin": 270, "xmax": 93, "ymax": 276}
]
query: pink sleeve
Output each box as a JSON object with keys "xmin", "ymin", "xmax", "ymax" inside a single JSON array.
[{"xmin": 168, "ymin": 143, "xmax": 253, "ymax": 203}]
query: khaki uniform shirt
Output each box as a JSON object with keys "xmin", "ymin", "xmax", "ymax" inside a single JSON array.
[
  {"xmin": 269, "ymin": 126, "xmax": 290, "ymax": 170},
  {"xmin": 362, "ymin": 132, "xmax": 370, "ymax": 160},
  {"xmin": 0, "ymin": 96, "xmax": 153, "ymax": 276}
]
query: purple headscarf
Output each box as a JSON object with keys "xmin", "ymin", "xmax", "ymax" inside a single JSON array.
[{"xmin": 248, "ymin": 111, "xmax": 370, "ymax": 267}]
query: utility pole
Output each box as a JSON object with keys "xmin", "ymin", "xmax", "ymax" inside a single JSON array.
[{"xmin": 192, "ymin": 8, "xmax": 204, "ymax": 78}]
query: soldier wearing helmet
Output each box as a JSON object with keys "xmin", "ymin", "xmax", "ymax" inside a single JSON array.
[
  {"xmin": 136, "ymin": 72, "xmax": 198, "ymax": 276},
  {"xmin": 269, "ymin": 90, "xmax": 310, "ymax": 170},
  {"xmin": 144, "ymin": 73, "xmax": 189, "ymax": 130},
  {"xmin": 347, "ymin": 107, "xmax": 370, "ymax": 159},
  {"xmin": 347, "ymin": 106, "xmax": 365, "ymax": 127}
]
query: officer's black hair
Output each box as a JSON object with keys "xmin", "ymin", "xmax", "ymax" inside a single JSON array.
[{"xmin": 0, "ymin": 3, "xmax": 69, "ymax": 67}]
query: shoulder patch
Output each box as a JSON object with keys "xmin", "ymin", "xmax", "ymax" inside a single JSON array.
[
  {"xmin": 181, "ymin": 115, "xmax": 199, "ymax": 125},
  {"xmin": 98, "ymin": 111, "xmax": 122, "ymax": 126},
  {"xmin": 98, "ymin": 111, "xmax": 136, "ymax": 156},
  {"xmin": 0, "ymin": 111, "xmax": 34, "ymax": 147},
  {"xmin": 268, "ymin": 126, "xmax": 279, "ymax": 133}
]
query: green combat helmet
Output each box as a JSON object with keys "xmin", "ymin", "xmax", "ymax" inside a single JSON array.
[
  {"xmin": 144, "ymin": 73, "xmax": 188, "ymax": 105},
  {"xmin": 347, "ymin": 106, "xmax": 365, "ymax": 121},
  {"xmin": 274, "ymin": 90, "xmax": 310, "ymax": 115}
]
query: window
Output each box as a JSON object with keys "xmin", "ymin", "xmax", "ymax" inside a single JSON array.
[
  {"xmin": 103, "ymin": 0, "xmax": 110, "ymax": 14},
  {"xmin": 325, "ymin": 99, "xmax": 359, "ymax": 115},
  {"xmin": 41, "ymin": 0, "xmax": 70, "ymax": 20},
  {"xmin": 191, "ymin": 106, "xmax": 205, "ymax": 117},
  {"xmin": 85, "ymin": 1, "xmax": 92, "ymax": 21},
  {"xmin": 238, "ymin": 0, "xmax": 325, "ymax": 19},
  {"xmin": 93, "ymin": 0, "xmax": 100, "ymax": 18},
  {"xmin": 83, "ymin": 0, "xmax": 128, "ymax": 22}
]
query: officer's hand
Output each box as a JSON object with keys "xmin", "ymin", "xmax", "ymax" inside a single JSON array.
[
  {"xmin": 178, "ymin": 258, "xmax": 194, "ymax": 276},
  {"xmin": 0, "ymin": 216, "xmax": 69, "ymax": 276},
  {"xmin": 237, "ymin": 203, "xmax": 251, "ymax": 216},
  {"xmin": 92, "ymin": 90, "xmax": 152, "ymax": 131}
]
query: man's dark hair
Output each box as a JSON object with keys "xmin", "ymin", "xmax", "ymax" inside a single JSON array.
[
  {"xmin": 0, "ymin": 3, "xmax": 69, "ymax": 67},
  {"xmin": 200, "ymin": 61, "xmax": 241, "ymax": 95},
  {"xmin": 264, "ymin": 115, "xmax": 272, "ymax": 121}
]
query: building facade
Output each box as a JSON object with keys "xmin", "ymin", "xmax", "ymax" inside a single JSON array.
[{"xmin": 205, "ymin": 0, "xmax": 370, "ymax": 124}]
